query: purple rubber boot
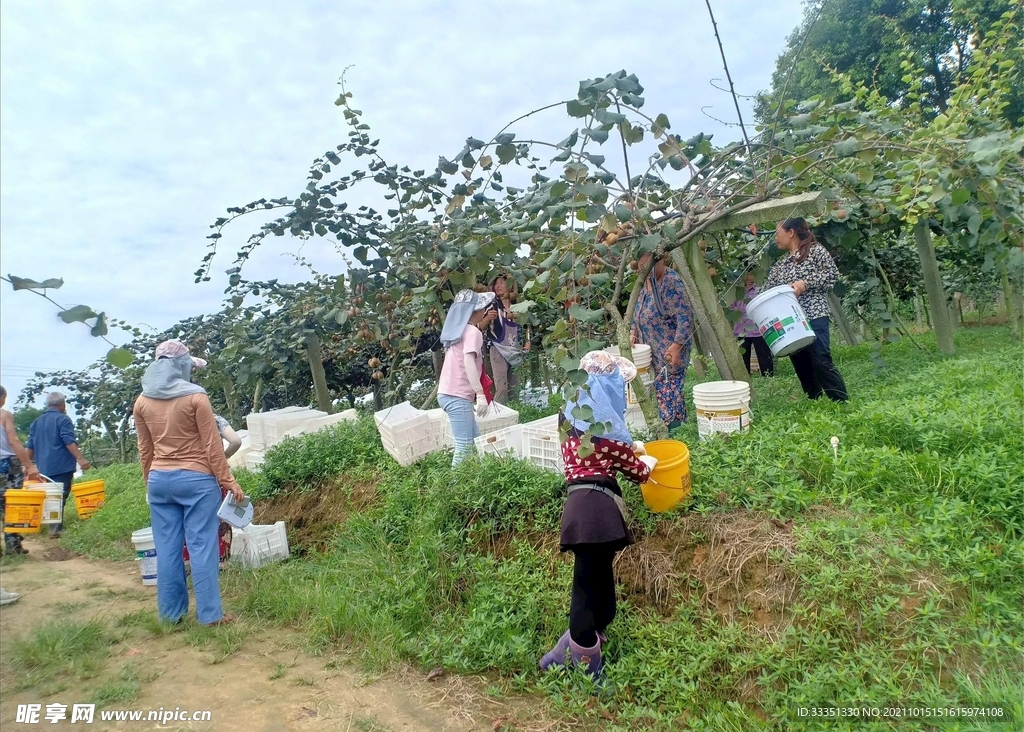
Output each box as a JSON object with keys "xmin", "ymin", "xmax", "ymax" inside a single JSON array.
[
  {"xmin": 569, "ymin": 635, "xmax": 604, "ymax": 681},
  {"xmin": 539, "ymin": 630, "xmax": 572, "ymax": 671}
]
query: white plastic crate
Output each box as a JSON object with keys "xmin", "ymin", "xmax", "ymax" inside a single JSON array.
[
  {"xmin": 378, "ymin": 412, "xmax": 442, "ymax": 466},
  {"xmin": 474, "ymin": 424, "xmax": 524, "ymax": 458},
  {"xmin": 522, "ymin": 424, "xmax": 564, "ymax": 473},
  {"xmin": 231, "ymin": 521, "xmax": 289, "ymax": 569},
  {"xmin": 523, "ymin": 413, "xmax": 560, "ymax": 431},
  {"xmin": 261, "ymin": 409, "xmax": 327, "ymax": 446},
  {"xmin": 244, "ymin": 450, "xmax": 265, "ymax": 470},
  {"xmin": 424, "ymin": 408, "xmax": 453, "ymax": 448},
  {"xmin": 246, "ymin": 406, "xmax": 307, "ymax": 450},
  {"xmin": 281, "ymin": 409, "xmax": 358, "ymax": 440},
  {"xmin": 374, "ymin": 400, "xmax": 421, "ymax": 427}
]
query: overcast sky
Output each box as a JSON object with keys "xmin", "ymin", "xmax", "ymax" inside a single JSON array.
[{"xmin": 1, "ymin": 0, "xmax": 805, "ymax": 408}]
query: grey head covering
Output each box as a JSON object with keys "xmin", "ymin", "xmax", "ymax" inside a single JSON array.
[
  {"xmin": 140, "ymin": 342, "xmax": 208, "ymax": 400},
  {"xmin": 440, "ymin": 289, "xmax": 495, "ymax": 348}
]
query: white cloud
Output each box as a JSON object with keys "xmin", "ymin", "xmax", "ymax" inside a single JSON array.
[{"xmin": 0, "ymin": 0, "xmax": 803, "ymax": 405}]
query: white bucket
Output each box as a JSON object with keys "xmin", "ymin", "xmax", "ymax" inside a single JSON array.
[
  {"xmin": 605, "ymin": 343, "xmax": 652, "ymax": 369},
  {"xmin": 40, "ymin": 482, "xmax": 64, "ymax": 525},
  {"xmin": 131, "ymin": 527, "xmax": 157, "ymax": 586},
  {"xmin": 746, "ymin": 285, "xmax": 817, "ymax": 357},
  {"xmin": 692, "ymin": 381, "xmax": 752, "ymax": 441}
]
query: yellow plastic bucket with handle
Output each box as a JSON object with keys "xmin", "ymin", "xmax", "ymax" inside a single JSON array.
[
  {"xmin": 640, "ymin": 440, "xmax": 692, "ymax": 512},
  {"xmin": 3, "ymin": 489, "xmax": 47, "ymax": 534},
  {"xmin": 72, "ymin": 479, "xmax": 106, "ymax": 519}
]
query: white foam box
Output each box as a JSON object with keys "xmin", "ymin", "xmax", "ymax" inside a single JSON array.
[
  {"xmin": 281, "ymin": 409, "xmax": 358, "ymax": 440},
  {"xmin": 474, "ymin": 424, "xmax": 524, "ymax": 458}
]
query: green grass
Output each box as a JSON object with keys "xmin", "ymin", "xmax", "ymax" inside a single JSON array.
[
  {"xmin": 60, "ymin": 463, "xmax": 150, "ymax": 560},
  {"xmin": 5, "ymin": 618, "xmax": 114, "ymax": 696},
  {"xmin": 63, "ymin": 327, "xmax": 1024, "ymax": 730},
  {"xmin": 88, "ymin": 663, "xmax": 144, "ymax": 707}
]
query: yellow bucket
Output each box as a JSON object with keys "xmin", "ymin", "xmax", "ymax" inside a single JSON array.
[
  {"xmin": 72, "ymin": 479, "xmax": 106, "ymax": 520},
  {"xmin": 3, "ymin": 488, "xmax": 47, "ymax": 534},
  {"xmin": 640, "ymin": 440, "xmax": 692, "ymax": 513}
]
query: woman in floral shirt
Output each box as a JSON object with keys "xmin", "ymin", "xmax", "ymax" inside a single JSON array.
[
  {"xmin": 766, "ymin": 218, "xmax": 848, "ymax": 401},
  {"xmin": 539, "ymin": 351, "xmax": 655, "ymax": 684},
  {"xmin": 632, "ymin": 252, "xmax": 694, "ymax": 428}
]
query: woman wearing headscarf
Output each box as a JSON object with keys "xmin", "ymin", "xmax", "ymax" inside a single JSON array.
[
  {"xmin": 540, "ymin": 351, "xmax": 656, "ymax": 682},
  {"xmin": 134, "ymin": 340, "xmax": 243, "ymax": 626},
  {"xmin": 631, "ymin": 252, "xmax": 694, "ymax": 429},
  {"xmin": 766, "ymin": 218, "xmax": 848, "ymax": 401},
  {"xmin": 437, "ymin": 289, "xmax": 498, "ymax": 467},
  {"xmin": 486, "ymin": 274, "xmax": 527, "ymax": 404}
]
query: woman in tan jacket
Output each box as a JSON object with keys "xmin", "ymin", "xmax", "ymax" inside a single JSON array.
[{"xmin": 134, "ymin": 340, "xmax": 242, "ymax": 626}]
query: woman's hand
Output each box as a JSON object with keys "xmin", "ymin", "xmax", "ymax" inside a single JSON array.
[
  {"xmin": 791, "ymin": 280, "xmax": 807, "ymax": 296},
  {"xmin": 630, "ymin": 330, "xmax": 638, "ymax": 346},
  {"xmin": 479, "ymin": 310, "xmax": 498, "ymax": 329},
  {"xmin": 226, "ymin": 482, "xmax": 244, "ymax": 502},
  {"xmin": 665, "ymin": 343, "xmax": 683, "ymax": 367}
]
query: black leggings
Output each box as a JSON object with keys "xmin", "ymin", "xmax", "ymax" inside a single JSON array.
[
  {"xmin": 789, "ymin": 316, "xmax": 848, "ymax": 401},
  {"xmin": 569, "ymin": 544, "xmax": 618, "ymax": 647},
  {"xmin": 741, "ymin": 336, "xmax": 775, "ymax": 376}
]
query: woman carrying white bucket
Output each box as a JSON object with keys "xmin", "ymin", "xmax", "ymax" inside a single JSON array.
[{"xmin": 766, "ymin": 218, "xmax": 849, "ymax": 402}]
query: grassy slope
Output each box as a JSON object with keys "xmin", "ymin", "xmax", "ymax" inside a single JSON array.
[{"xmin": 60, "ymin": 327, "xmax": 1023, "ymax": 730}]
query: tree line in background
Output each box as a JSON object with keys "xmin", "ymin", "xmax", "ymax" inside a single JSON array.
[{"xmin": 9, "ymin": 1, "xmax": 1021, "ymax": 463}]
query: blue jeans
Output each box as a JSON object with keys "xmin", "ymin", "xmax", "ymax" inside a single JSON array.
[
  {"xmin": 438, "ymin": 394, "xmax": 479, "ymax": 467},
  {"xmin": 147, "ymin": 469, "xmax": 224, "ymax": 624}
]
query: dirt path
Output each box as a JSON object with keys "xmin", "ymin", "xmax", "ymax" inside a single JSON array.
[{"xmin": 0, "ymin": 537, "xmax": 528, "ymax": 732}]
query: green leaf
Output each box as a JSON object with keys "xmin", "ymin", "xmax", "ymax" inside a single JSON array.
[
  {"xmin": 967, "ymin": 213, "xmax": 982, "ymax": 236},
  {"xmin": 8, "ymin": 275, "xmax": 65, "ymax": 291},
  {"xmin": 58, "ymin": 304, "xmax": 98, "ymax": 324},
  {"xmin": 106, "ymin": 347, "xmax": 135, "ymax": 369},
  {"xmin": 496, "ymin": 144, "xmax": 517, "ymax": 165},
  {"xmin": 594, "ymin": 108, "xmax": 626, "ymax": 125},
  {"xmin": 950, "ymin": 189, "xmax": 971, "ymax": 207},
  {"xmin": 833, "ymin": 138, "xmax": 859, "ymax": 158},
  {"xmin": 90, "ymin": 313, "xmax": 108, "ymax": 337},
  {"xmin": 557, "ymin": 130, "xmax": 579, "ymax": 149},
  {"xmin": 614, "ymin": 204, "xmax": 632, "ymax": 222},
  {"xmin": 566, "ymin": 100, "xmax": 591, "ymax": 118},
  {"xmin": 335, "ymin": 309, "xmax": 348, "ymax": 325},
  {"xmin": 568, "ymin": 304, "xmax": 605, "ymax": 322},
  {"xmin": 583, "ymin": 128, "xmax": 609, "ymax": 143},
  {"xmin": 652, "ymin": 113, "xmax": 670, "ymax": 136}
]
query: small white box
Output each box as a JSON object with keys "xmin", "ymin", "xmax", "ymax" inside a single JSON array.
[{"xmin": 217, "ymin": 493, "xmax": 254, "ymax": 529}]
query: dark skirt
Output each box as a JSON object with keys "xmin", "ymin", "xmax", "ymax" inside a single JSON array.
[{"xmin": 559, "ymin": 477, "xmax": 633, "ymax": 553}]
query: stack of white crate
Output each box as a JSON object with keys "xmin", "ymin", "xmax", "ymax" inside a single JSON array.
[{"xmin": 375, "ymin": 402, "xmax": 443, "ymax": 466}]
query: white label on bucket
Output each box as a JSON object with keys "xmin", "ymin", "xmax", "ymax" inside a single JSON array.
[
  {"xmin": 696, "ymin": 408, "xmax": 752, "ymax": 439},
  {"xmin": 138, "ymin": 549, "xmax": 157, "ymax": 580}
]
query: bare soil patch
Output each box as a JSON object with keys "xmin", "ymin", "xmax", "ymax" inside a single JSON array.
[{"xmin": 0, "ymin": 536, "xmax": 545, "ymax": 732}]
